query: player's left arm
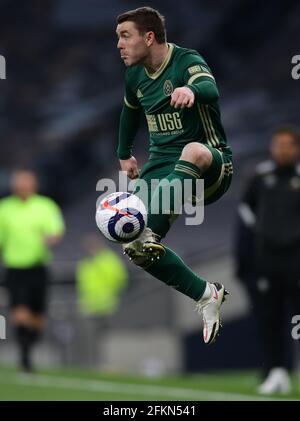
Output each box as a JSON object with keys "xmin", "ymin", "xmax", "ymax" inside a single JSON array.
[
  {"xmin": 171, "ymin": 55, "xmax": 219, "ymax": 109},
  {"xmin": 45, "ymin": 235, "xmax": 62, "ymax": 247},
  {"xmin": 42, "ymin": 200, "xmax": 65, "ymax": 247}
]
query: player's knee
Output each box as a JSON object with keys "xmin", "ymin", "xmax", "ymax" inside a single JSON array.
[{"xmin": 181, "ymin": 143, "xmax": 212, "ymax": 171}]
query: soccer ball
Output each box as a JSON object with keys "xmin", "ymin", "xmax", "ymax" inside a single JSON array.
[{"xmin": 96, "ymin": 192, "xmax": 147, "ymax": 243}]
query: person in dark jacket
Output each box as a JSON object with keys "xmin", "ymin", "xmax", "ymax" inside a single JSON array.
[{"xmin": 236, "ymin": 125, "xmax": 300, "ymax": 395}]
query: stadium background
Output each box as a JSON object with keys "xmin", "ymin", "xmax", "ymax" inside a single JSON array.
[{"xmin": 0, "ymin": 0, "xmax": 300, "ymax": 400}]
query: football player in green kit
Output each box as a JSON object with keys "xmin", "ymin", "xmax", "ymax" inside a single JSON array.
[{"xmin": 116, "ymin": 7, "xmax": 232, "ymax": 344}]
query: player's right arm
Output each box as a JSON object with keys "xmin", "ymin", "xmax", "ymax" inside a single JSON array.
[
  {"xmin": 117, "ymin": 71, "xmax": 141, "ymax": 179},
  {"xmin": 119, "ymin": 155, "xmax": 139, "ymax": 180}
]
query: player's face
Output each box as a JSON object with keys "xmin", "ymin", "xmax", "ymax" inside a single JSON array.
[
  {"xmin": 116, "ymin": 21, "xmax": 149, "ymax": 66},
  {"xmin": 271, "ymin": 133, "xmax": 300, "ymax": 166}
]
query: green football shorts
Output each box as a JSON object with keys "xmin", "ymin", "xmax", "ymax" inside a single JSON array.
[{"xmin": 134, "ymin": 144, "xmax": 233, "ymax": 208}]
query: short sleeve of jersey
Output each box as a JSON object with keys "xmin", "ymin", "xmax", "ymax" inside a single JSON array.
[
  {"xmin": 124, "ymin": 69, "xmax": 141, "ymax": 110},
  {"xmin": 41, "ymin": 198, "xmax": 65, "ymax": 237},
  {"xmin": 178, "ymin": 53, "xmax": 216, "ymax": 87}
]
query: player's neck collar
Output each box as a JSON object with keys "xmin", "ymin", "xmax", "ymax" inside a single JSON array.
[{"xmin": 144, "ymin": 43, "xmax": 174, "ymax": 80}]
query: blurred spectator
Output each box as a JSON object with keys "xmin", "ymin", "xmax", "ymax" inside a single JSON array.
[
  {"xmin": 76, "ymin": 234, "xmax": 128, "ymax": 316},
  {"xmin": 235, "ymin": 125, "xmax": 300, "ymax": 394},
  {"xmin": 0, "ymin": 169, "xmax": 65, "ymax": 372}
]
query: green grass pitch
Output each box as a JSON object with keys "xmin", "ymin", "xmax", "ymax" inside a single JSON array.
[{"xmin": 0, "ymin": 366, "xmax": 299, "ymax": 401}]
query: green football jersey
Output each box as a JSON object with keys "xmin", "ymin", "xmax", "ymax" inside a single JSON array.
[{"xmin": 123, "ymin": 43, "xmax": 231, "ymax": 158}]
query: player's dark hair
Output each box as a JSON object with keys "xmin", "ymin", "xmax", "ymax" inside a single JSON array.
[
  {"xmin": 272, "ymin": 124, "xmax": 300, "ymax": 145},
  {"xmin": 117, "ymin": 7, "xmax": 166, "ymax": 44}
]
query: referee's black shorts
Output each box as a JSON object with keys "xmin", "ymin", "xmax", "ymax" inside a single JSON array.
[{"xmin": 4, "ymin": 265, "xmax": 49, "ymax": 315}]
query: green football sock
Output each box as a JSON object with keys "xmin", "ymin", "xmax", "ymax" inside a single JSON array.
[
  {"xmin": 145, "ymin": 246, "xmax": 207, "ymax": 301},
  {"xmin": 147, "ymin": 160, "xmax": 202, "ymax": 238}
]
